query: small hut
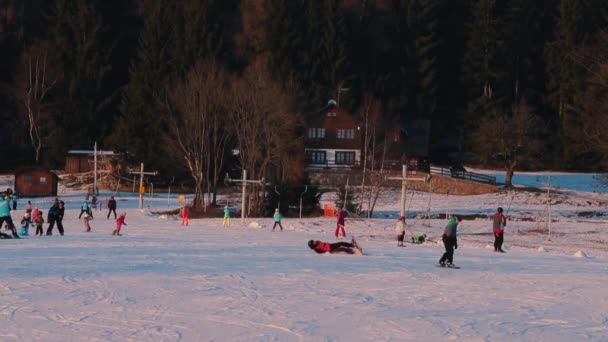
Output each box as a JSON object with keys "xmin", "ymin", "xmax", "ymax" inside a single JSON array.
[
  {"xmin": 65, "ymin": 150, "xmax": 116, "ymax": 173},
  {"xmin": 14, "ymin": 167, "xmax": 58, "ymax": 197}
]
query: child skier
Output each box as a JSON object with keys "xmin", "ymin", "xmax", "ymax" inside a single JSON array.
[
  {"xmin": 492, "ymin": 207, "xmax": 507, "ymax": 253},
  {"xmin": 34, "ymin": 211, "xmax": 44, "ymax": 236},
  {"xmin": 396, "ymin": 216, "xmax": 406, "ymax": 246},
  {"xmin": 335, "ymin": 208, "xmax": 346, "ymax": 238},
  {"xmin": 78, "ymin": 201, "xmax": 90, "ymax": 219},
  {"xmin": 82, "ymin": 205, "xmax": 93, "ymax": 232},
  {"xmin": 308, "ymin": 237, "xmax": 363, "ymax": 255},
  {"xmin": 223, "ymin": 206, "xmax": 231, "ymax": 227},
  {"xmin": 272, "ymin": 208, "xmax": 283, "ymax": 231},
  {"xmin": 112, "ymin": 212, "xmax": 127, "ymax": 236},
  {"xmin": 19, "ymin": 213, "xmax": 30, "ymax": 236},
  {"xmin": 180, "ymin": 205, "xmax": 189, "ymax": 226},
  {"xmin": 412, "ymin": 234, "xmax": 427, "ymax": 244}
]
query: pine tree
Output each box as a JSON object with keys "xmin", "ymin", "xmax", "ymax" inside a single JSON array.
[
  {"xmin": 49, "ymin": 0, "xmax": 114, "ymax": 150},
  {"xmin": 544, "ymin": 0, "xmax": 586, "ymax": 167},
  {"xmin": 109, "ymin": 0, "xmax": 177, "ymax": 172},
  {"xmin": 407, "ymin": 0, "xmax": 441, "ymax": 119}
]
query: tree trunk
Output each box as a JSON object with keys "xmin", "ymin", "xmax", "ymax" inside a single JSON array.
[
  {"xmin": 505, "ymin": 168, "xmax": 514, "ymax": 188},
  {"xmin": 193, "ymin": 176, "xmax": 205, "ymax": 209}
]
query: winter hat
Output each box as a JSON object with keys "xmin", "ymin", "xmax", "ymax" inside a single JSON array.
[
  {"xmin": 307, "ymin": 240, "xmax": 316, "ymax": 249},
  {"xmin": 275, "ymin": 208, "xmax": 279, "ymax": 212},
  {"xmin": 497, "ymin": 207, "xmax": 503, "ymax": 213}
]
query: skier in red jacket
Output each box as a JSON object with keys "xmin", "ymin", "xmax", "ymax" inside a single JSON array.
[
  {"xmin": 112, "ymin": 212, "xmax": 128, "ymax": 236},
  {"xmin": 308, "ymin": 238, "xmax": 362, "ymax": 255},
  {"xmin": 335, "ymin": 208, "xmax": 346, "ymax": 238},
  {"xmin": 492, "ymin": 207, "xmax": 507, "ymax": 252}
]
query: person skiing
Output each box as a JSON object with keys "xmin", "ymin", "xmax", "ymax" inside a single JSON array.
[
  {"xmin": 272, "ymin": 208, "xmax": 283, "ymax": 231},
  {"xmin": 492, "ymin": 207, "xmax": 507, "ymax": 252},
  {"xmin": 78, "ymin": 201, "xmax": 90, "ymax": 219},
  {"xmin": 19, "ymin": 213, "xmax": 30, "ymax": 236},
  {"xmin": 32, "ymin": 207, "xmax": 40, "ymax": 222},
  {"xmin": 25, "ymin": 200, "xmax": 32, "ymax": 215},
  {"xmin": 180, "ymin": 205, "xmax": 189, "ymax": 226},
  {"xmin": 0, "ymin": 191, "xmax": 19, "ymax": 238},
  {"xmin": 439, "ymin": 216, "xmax": 461, "ymax": 267},
  {"xmin": 112, "ymin": 212, "xmax": 127, "ymax": 236},
  {"xmin": 82, "ymin": 210, "xmax": 93, "ymax": 232},
  {"xmin": 46, "ymin": 200, "xmax": 65, "ymax": 236},
  {"xmin": 335, "ymin": 208, "xmax": 346, "ymax": 238},
  {"xmin": 223, "ymin": 206, "xmax": 231, "ymax": 227},
  {"xmin": 308, "ymin": 237, "xmax": 362, "ymax": 255},
  {"xmin": 107, "ymin": 196, "xmax": 117, "ymax": 219},
  {"xmin": 34, "ymin": 211, "xmax": 44, "ymax": 236},
  {"xmin": 396, "ymin": 216, "xmax": 406, "ymax": 246}
]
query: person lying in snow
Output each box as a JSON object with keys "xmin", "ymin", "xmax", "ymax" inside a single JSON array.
[
  {"xmin": 412, "ymin": 234, "xmax": 427, "ymax": 244},
  {"xmin": 308, "ymin": 237, "xmax": 362, "ymax": 255}
]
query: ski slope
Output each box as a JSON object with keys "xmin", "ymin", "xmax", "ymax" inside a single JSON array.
[{"xmin": 1, "ymin": 175, "xmax": 608, "ymax": 341}]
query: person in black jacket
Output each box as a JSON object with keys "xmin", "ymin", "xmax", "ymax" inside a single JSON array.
[
  {"xmin": 107, "ymin": 196, "xmax": 117, "ymax": 219},
  {"xmin": 46, "ymin": 199, "xmax": 65, "ymax": 236}
]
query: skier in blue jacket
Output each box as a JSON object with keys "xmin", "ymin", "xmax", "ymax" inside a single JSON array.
[{"xmin": 0, "ymin": 191, "xmax": 19, "ymax": 238}]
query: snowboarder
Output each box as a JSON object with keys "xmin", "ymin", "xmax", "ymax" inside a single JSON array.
[
  {"xmin": 439, "ymin": 216, "xmax": 461, "ymax": 267},
  {"xmin": 112, "ymin": 212, "xmax": 127, "ymax": 236},
  {"xmin": 396, "ymin": 216, "xmax": 406, "ymax": 246},
  {"xmin": 272, "ymin": 208, "xmax": 283, "ymax": 231},
  {"xmin": 19, "ymin": 213, "xmax": 30, "ymax": 236},
  {"xmin": 223, "ymin": 206, "xmax": 231, "ymax": 227},
  {"xmin": 492, "ymin": 207, "xmax": 507, "ymax": 253},
  {"xmin": 107, "ymin": 196, "xmax": 117, "ymax": 219},
  {"xmin": 180, "ymin": 205, "xmax": 189, "ymax": 226},
  {"xmin": 308, "ymin": 237, "xmax": 363, "ymax": 255},
  {"xmin": 0, "ymin": 192, "xmax": 19, "ymax": 238},
  {"xmin": 34, "ymin": 211, "xmax": 44, "ymax": 236},
  {"xmin": 336, "ymin": 208, "xmax": 346, "ymax": 238}
]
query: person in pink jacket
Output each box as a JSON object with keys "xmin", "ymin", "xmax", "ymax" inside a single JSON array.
[
  {"xmin": 180, "ymin": 206, "xmax": 189, "ymax": 226},
  {"xmin": 112, "ymin": 212, "xmax": 128, "ymax": 236},
  {"xmin": 335, "ymin": 208, "xmax": 346, "ymax": 238}
]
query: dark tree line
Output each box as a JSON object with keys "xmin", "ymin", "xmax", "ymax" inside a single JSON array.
[{"xmin": 1, "ymin": 0, "xmax": 608, "ymax": 177}]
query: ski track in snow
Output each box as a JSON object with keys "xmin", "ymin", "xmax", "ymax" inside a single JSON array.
[{"xmin": 1, "ymin": 175, "xmax": 608, "ymax": 340}]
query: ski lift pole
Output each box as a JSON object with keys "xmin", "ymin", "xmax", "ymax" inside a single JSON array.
[
  {"xmin": 226, "ymin": 170, "xmax": 265, "ymax": 224},
  {"xmin": 299, "ymin": 186, "xmax": 308, "ymax": 219},
  {"xmin": 386, "ymin": 164, "xmax": 428, "ymax": 218},
  {"xmin": 168, "ymin": 177, "xmax": 174, "ymax": 206},
  {"xmin": 274, "ymin": 186, "xmax": 281, "ymax": 210}
]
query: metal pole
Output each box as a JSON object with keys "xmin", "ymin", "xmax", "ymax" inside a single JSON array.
[
  {"xmin": 139, "ymin": 162, "xmax": 144, "ymax": 209},
  {"xmin": 132, "ymin": 176, "xmax": 136, "ymax": 193},
  {"xmin": 94, "ymin": 141, "xmax": 98, "ymax": 195},
  {"xmin": 241, "ymin": 169, "xmax": 246, "ymax": 224},
  {"xmin": 400, "ymin": 164, "xmax": 406, "ymax": 218}
]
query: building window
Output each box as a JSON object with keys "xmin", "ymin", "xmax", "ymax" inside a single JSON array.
[
  {"xmin": 39, "ymin": 176, "xmax": 47, "ymax": 185},
  {"xmin": 307, "ymin": 128, "xmax": 325, "ymax": 139},
  {"xmin": 306, "ymin": 151, "xmax": 326, "ymax": 164},
  {"xmin": 336, "ymin": 152, "xmax": 355, "ymax": 165},
  {"xmin": 337, "ymin": 129, "xmax": 355, "ymax": 139},
  {"xmin": 24, "ymin": 175, "xmax": 32, "ymax": 184}
]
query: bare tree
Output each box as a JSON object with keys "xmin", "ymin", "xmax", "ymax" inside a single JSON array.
[
  {"xmin": 16, "ymin": 43, "xmax": 57, "ymax": 163},
  {"xmin": 228, "ymin": 64, "xmax": 300, "ymax": 216},
  {"xmin": 165, "ymin": 60, "xmax": 228, "ymax": 210},
  {"xmin": 473, "ymin": 100, "xmax": 542, "ymax": 187}
]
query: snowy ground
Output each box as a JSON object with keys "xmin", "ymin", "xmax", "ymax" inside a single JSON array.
[{"xmin": 1, "ymin": 174, "xmax": 608, "ymax": 341}]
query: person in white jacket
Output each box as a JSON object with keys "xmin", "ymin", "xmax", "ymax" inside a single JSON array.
[{"xmin": 395, "ymin": 216, "xmax": 406, "ymax": 246}]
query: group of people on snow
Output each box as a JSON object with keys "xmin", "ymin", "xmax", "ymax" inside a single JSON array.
[{"xmin": 1, "ymin": 189, "xmax": 128, "ymax": 238}]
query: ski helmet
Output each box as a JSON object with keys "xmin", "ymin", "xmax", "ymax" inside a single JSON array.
[
  {"xmin": 307, "ymin": 240, "xmax": 316, "ymax": 249},
  {"xmin": 497, "ymin": 207, "xmax": 503, "ymax": 213}
]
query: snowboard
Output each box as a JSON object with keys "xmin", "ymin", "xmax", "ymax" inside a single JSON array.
[{"xmin": 437, "ymin": 264, "xmax": 460, "ymax": 269}]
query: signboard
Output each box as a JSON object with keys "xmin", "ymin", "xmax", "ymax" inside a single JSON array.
[
  {"xmin": 139, "ymin": 186, "xmax": 145, "ymax": 194},
  {"xmin": 178, "ymin": 195, "xmax": 185, "ymax": 203}
]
